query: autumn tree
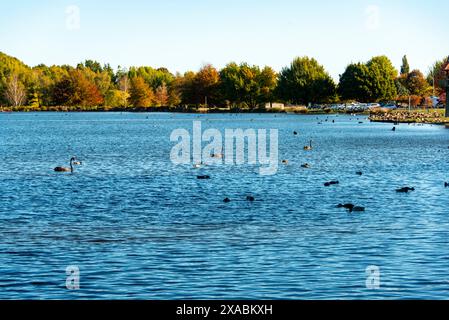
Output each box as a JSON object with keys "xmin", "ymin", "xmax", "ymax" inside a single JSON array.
[
  {"xmin": 258, "ymin": 66, "xmax": 278, "ymax": 106},
  {"xmin": 427, "ymin": 57, "xmax": 449, "ymax": 96},
  {"xmin": 5, "ymin": 75, "xmax": 27, "ymax": 107},
  {"xmin": 193, "ymin": 64, "xmax": 220, "ymax": 106},
  {"xmin": 406, "ymin": 70, "xmax": 430, "ymax": 96},
  {"xmin": 154, "ymin": 83, "xmax": 169, "ymax": 107},
  {"xmin": 177, "ymin": 71, "xmax": 196, "ymax": 106},
  {"xmin": 52, "ymin": 69, "xmax": 103, "ymax": 106},
  {"xmin": 129, "ymin": 76, "xmax": 154, "ymax": 107}
]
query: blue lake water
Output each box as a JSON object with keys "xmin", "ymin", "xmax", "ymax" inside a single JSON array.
[{"xmin": 1, "ymin": 112, "xmax": 449, "ymax": 300}]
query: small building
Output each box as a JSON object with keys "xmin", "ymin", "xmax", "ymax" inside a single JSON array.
[{"xmin": 265, "ymin": 102, "xmax": 285, "ymax": 110}]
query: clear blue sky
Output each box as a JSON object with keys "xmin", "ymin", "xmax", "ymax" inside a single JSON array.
[{"xmin": 0, "ymin": 0, "xmax": 448, "ymax": 80}]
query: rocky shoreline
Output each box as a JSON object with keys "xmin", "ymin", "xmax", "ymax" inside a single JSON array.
[{"xmin": 369, "ymin": 110, "xmax": 449, "ymax": 125}]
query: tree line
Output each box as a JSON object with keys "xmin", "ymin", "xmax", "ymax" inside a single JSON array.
[{"xmin": 0, "ymin": 51, "xmax": 447, "ymax": 110}]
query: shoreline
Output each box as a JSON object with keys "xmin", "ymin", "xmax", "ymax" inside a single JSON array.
[{"xmin": 369, "ymin": 109, "xmax": 449, "ymax": 126}]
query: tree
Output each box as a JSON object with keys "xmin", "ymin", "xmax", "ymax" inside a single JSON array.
[
  {"xmin": 258, "ymin": 66, "xmax": 278, "ymax": 106},
  {"xmin": 70, "ymin": 70, "xmax": 104, "ymax": 106},
  {"xmin": 277, "ymin": 57, "xmax": 336, "ymax": 104},
  {"xmin": 400, "ymin": 55, "xmax": 410, "ymax": 76},
  {"xmin": 154, "ymin": 83, "xmax": 169, "ymax": 107},
  {"xmin": 366, "ymin": 56, "xmax": 398, "ymax": 101},
  {"xmin": 105, "ymin": 90, "xmax": 129, "ymax": 107},
  {"xmin": 5, "ymin": 75, "xmax": 27, "ymax": 107},
  {"xmin": 338, "ymin": 63, "xmax": 371, "ymax": 102},
  {"xmin": 219, "ymin": 63, "xmax": 241, "ymax": 106},
  {"xmin": 118, "ymin": 74, "xmax": 130, "ymax": 107},
  {"xmin": 193, "ymin": 64, "xmax": 220, "ymax": 106},
  {"xmin": 52, "ymin": 70, "xmax": 103, "ymax": 107},
  {"xmin": 129, "ymin": 76, "xmax": 154, "ymax": 107},
  {"xmin": 219, "ymin": 63, "xmax": 277, "ymax": 108},
  {"xmin": 427, "ymin": 56, "xmax": 449, "ymax": 96},
  {"xmin": 406, "ymin": 70, "xmax": 430, "ymax": 96}
]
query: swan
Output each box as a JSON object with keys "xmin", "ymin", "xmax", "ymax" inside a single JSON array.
[
  {"xmin": 304, "ymin": 140, "xmax": 313, "ymax": 151},
  {"xmin": 54, "ymin": 157, "xmax": 77, "ymax": 173}
]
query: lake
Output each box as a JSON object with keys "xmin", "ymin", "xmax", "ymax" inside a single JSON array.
[{"xmin": 1, "ymin": 112, "xmax": 449, "ymax": 299}]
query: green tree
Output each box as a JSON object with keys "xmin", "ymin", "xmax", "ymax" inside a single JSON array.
[
  {"xmin": 277, "ymin": 57, "xmax": 336, "ymax": 105},
  {"xmin": 366, "ymin": 56, "xmax": 398, "ymax": 101},
  {"xmin": 219, "ymin": 63, "xmax": 277, "ymax": 108},
  {"xmin": 400, "ymin": 55, "xmax": 410, "ymax": 76},
  {"xmin": 338, "ymin": 63, "xmax": 372, "ymax": 102},
  {"xmin": 258, "ymin": 66, "xmax": 278, "ymax": 106}
]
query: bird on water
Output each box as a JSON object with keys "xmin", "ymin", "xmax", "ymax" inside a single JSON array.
[{"xmin": 54, "ymin": 157, "xmax": 78, "ymax": 173}]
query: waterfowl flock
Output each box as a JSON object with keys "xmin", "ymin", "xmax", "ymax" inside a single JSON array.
[{"xmin": 53, "ymin": 115, "xmax": 448, "ymax": 217}]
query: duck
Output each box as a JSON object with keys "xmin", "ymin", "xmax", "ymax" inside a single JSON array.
[
  {"xmin": 445, "ymin": 182, "xmax": 448, "ymax": 188},
  {"xmin": 301, "ymin": 163, "xmax": 311, "ymax": 169},
  {"xmin": 396, "ymin": 187, "xmax": 415, "ymax": 193},
  {"xmin": 223, "ymin": 198, "xmax": 231, "ymax": 203},
  {"xmin": 324, "ymin": 181, "xmax": 339, "ymax": 187},
  {"xmin": 356, "ymin": 171, "xmax": 363, "ymax": 176},
  {"xmin": 197, "ymin": 175, "xmax": 210, "ymax": 180},
  {"xmin": 246, "ymin": 196, "xmax": 255, "ymax": 202},
  {"xmin": 282, "ymin": 160, "xmax": 289, "ymax": 165}
]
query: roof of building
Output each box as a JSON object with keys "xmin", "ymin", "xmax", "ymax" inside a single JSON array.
[{"xmin": 445, "ymin": 63, "xmax": 449, "ymax": 72}]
